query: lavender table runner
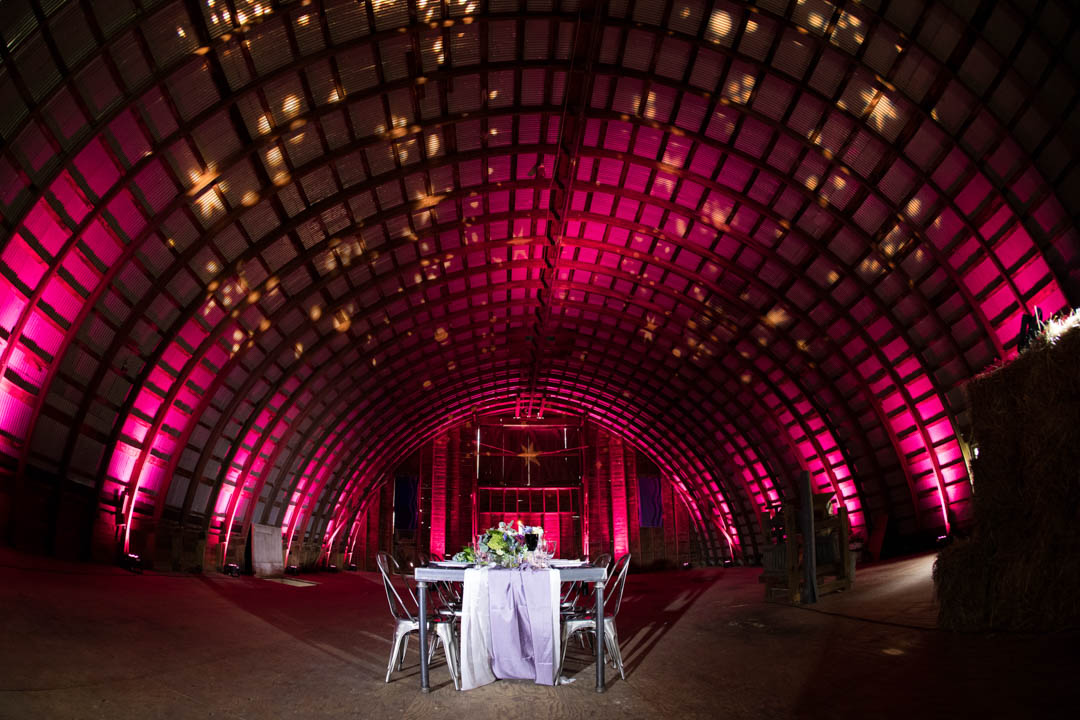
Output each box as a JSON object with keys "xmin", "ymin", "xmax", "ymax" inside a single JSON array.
[{"xmin": 460, "ymin": 567, "xmax": 562, "ymax": 690}]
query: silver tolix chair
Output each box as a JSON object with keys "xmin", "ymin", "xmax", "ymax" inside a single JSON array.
[
  {"xmin": 376, "ymin": 552, "xmax": 460, "ymax": 689},
  {"xmin": 561, "ymin": 553, "xmax": 612, "ymax": 617},
  {"xmin": 558, "ymin": 553, "xmax": 631, "ymax": 680}
]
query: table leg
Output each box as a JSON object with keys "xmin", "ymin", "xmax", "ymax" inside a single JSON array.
[
  {"xmin": 418, "ymin": 581, "xmax": 430, "ymax": 693},
  {"xmin": 595, "ymin": 579, "xmax": 605, "ymax": 693}
]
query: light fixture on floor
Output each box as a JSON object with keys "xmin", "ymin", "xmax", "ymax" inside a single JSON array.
[
  {"xmin": 285, "ymin": 564, "xmax": 300, "ymax": 575},
  {"xmin": 121, "ymin": 553, "xmax": 142, "ymax": 574},
  {"xmin": 223, "ymin": 562, "xmax": 240, "ymax": 577}
]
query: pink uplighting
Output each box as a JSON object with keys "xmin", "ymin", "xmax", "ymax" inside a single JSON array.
[{"xmin": 0, "ymin": 0, "xmax": 1073, "ymax": 578}]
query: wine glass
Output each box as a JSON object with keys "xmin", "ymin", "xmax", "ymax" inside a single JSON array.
[{"xmin": 472, "ymin": 534, "xmax": 486, "ymax": 564}]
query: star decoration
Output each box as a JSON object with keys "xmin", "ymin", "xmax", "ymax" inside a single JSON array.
[{"xmin": 517, "ymin": 441, "xmax": 542, "ymax": 469}]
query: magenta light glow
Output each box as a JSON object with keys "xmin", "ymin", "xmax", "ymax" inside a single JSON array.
[
  {"xmin": 429, "ymin": 436, "xmax": 448, "ymax": 558},
  {"xmin": 0, "ymin": 1, "xmax": 1076, "ymax": 571}
]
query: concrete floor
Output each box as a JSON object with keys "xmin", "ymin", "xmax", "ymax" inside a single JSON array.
[{"xmin": 2, "ymin": 551, "xmax": 1077, "ymax": 719}]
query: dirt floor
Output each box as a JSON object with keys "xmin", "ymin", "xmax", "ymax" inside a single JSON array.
[{"xmin": 1, "ymin": 551, "xmax": 1077, "ymax": 719}]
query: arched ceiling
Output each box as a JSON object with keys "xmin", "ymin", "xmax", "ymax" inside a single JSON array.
[{"xmin": 0, "ymin": 0, "xmax": 1077, "ymax": 563}]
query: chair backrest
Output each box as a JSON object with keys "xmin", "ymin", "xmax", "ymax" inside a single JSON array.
[
  {"xmin": 592, "ymin": 553, "xmax": 612, "ymax": 574},
  {"xmin": 376, "ymin": 551, "xmax": 416, "ymax": 622},
  {"xmin": 605, "ymin": 553, "xmax": 632, "ymax": 618},
  {"xmin": 434, "ymin": 578, "xmax": 460, "ymax": 609}
]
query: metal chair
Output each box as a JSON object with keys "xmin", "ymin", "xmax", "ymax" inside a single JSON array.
[
  {"xmin": 414, "ymin": 552, "xmax": 462, "ymax": 616},
  {"xmin": 557, "ymin": 553, "xmax": 631, "ymax": 681},
  {"xmin": 561, "ymin": 553, "xmax": 612, "ymax": 616},
  {"xmin": 386, "ymin": 551, "xmax": 462, "ymax": 615},
  {"xmin": 433, "ymin": 580, "xmax": 463, "ymax": 618},
  {"xmin": 376, "ymin": 552, "xmax": 460, "ymax": 689}
]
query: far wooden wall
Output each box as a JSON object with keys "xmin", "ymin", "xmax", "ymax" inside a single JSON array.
[{"xmin": 352, "ymin": 421, "xmax": 704, "ymax": 571}]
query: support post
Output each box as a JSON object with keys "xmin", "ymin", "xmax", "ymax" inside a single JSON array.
[
  {"xmin": 595, "ymin": 579, "xmax": 605, "ymax": 692},
  {"xmin": 798, "ymin": 470, "xmax": 818, "ymax": 604},
  {"xmin": 418, "ymin": 581, "xmax": 430, "ymax": 692}
]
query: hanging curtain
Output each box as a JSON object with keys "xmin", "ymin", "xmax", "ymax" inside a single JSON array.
[
  {"xmin": 394, "ymin": 474, "xmax": 419, "ymax": 531},
  {"xmin": 638, "ymin": 474, "xmax": 663, "ymax": 528}
]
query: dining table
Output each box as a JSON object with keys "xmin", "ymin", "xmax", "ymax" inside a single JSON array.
[{"xmin": 413, "ymin": 563, "xmax": 609, "ymax": 692}]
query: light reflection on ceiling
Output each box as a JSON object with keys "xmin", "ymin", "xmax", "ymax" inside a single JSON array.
[{"xmin": 0, "ymin": 0, "xmax": 1077, "ymax": 563}]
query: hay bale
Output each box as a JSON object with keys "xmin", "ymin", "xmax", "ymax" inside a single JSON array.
[
  {"xmin": 934, "ymin": 539, "xmax": 993, "ymax": 631},
  {"xmin": 936, "ymin": 540, "xmax": 1080, "ymax": 632},
  {"xmin": 983, "ymin": 547, "xmax": 1079, "ymax": 632},
  {"xmin": 935, "ymin": 319, "xmax": 1080, "ymax": 632}
]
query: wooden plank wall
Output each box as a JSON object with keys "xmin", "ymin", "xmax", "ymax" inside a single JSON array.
[
  {"xmin": 347, "ymin": 481, "xmax": 393, "ymax": 571},
  {"xmin": 429, "ymin": 435, "xmax": 448, "ymax": 557},
  {"xmin": 367, "ymin": 422, "xmax": 704, "ymax": 570},
  {"xmin": 609, "ymin": 434, "xmax": 630, "ymax": 557},
  {"xmin": 584, "ymin": 423, "xmax": 611, "ymax": 559},
  {"xmin": 447, "ymin": 426, "xmax": 464, "ymax": 555},
  {"xmin": 625, "ymin": 447, "xmax": 640, "ymax": 564}
]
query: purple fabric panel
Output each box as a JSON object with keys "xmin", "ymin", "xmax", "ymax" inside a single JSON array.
[
  {"xmin": 486, "ymin": 568, "xmax": 555, "ymax": 685},
  {"xmin": 487, "ymin": 570, "xmax": 534, "ymax": 680},
  {"xmin": 523, "ymin": 569, "xmax": 555, "ymax": 685},
  {"xmin": 638, "ymin": 474, "xmax": 663, "ymax": 527}
]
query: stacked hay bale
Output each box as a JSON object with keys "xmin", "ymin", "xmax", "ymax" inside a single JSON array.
[{"xmin": 934, "ymin": 317, "xmax": 1080, "ymax": 631}]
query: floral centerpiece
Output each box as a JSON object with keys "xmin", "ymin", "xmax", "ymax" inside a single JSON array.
[{"xmin": 452, "ymin": 520, "xmax": 546, "ymax": 567}]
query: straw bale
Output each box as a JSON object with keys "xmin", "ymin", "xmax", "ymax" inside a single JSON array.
[
  {"xmin": 934, "ymin": 539, "xmax": 993, "ymax": 631},
  {"xmin": 935, "ymin": 321, "xmax": 1080, "ymax": 631},
  {"xmin": 936, "ymin": 539, "xmax": 1080, "ymax": 632}
]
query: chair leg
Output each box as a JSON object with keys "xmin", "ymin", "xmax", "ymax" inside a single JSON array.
[
  {"xmin": 557, "ymin": 626, "xmax": 573, "ymax": 680},
  {"xmin": 399, "ymin": 634, "xmax": 409, "ymax": 670},
  {"xmin": 607, "ymin": 622, "xmax": 625, "ymax": 680},
  {"xmin": 443, "ymin": 639, "xmax": 459, "ymax": 691},
  {"xmin": 386, "ymin": 629, "xmax": 406, "ymax": 683},
  {"xmin": 437, "ymin": 624, "xmax": 461, "ymax": 691},
  {"xmin": 450, "ymin": 629, "xmax": 462, "ymax": 691}
]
